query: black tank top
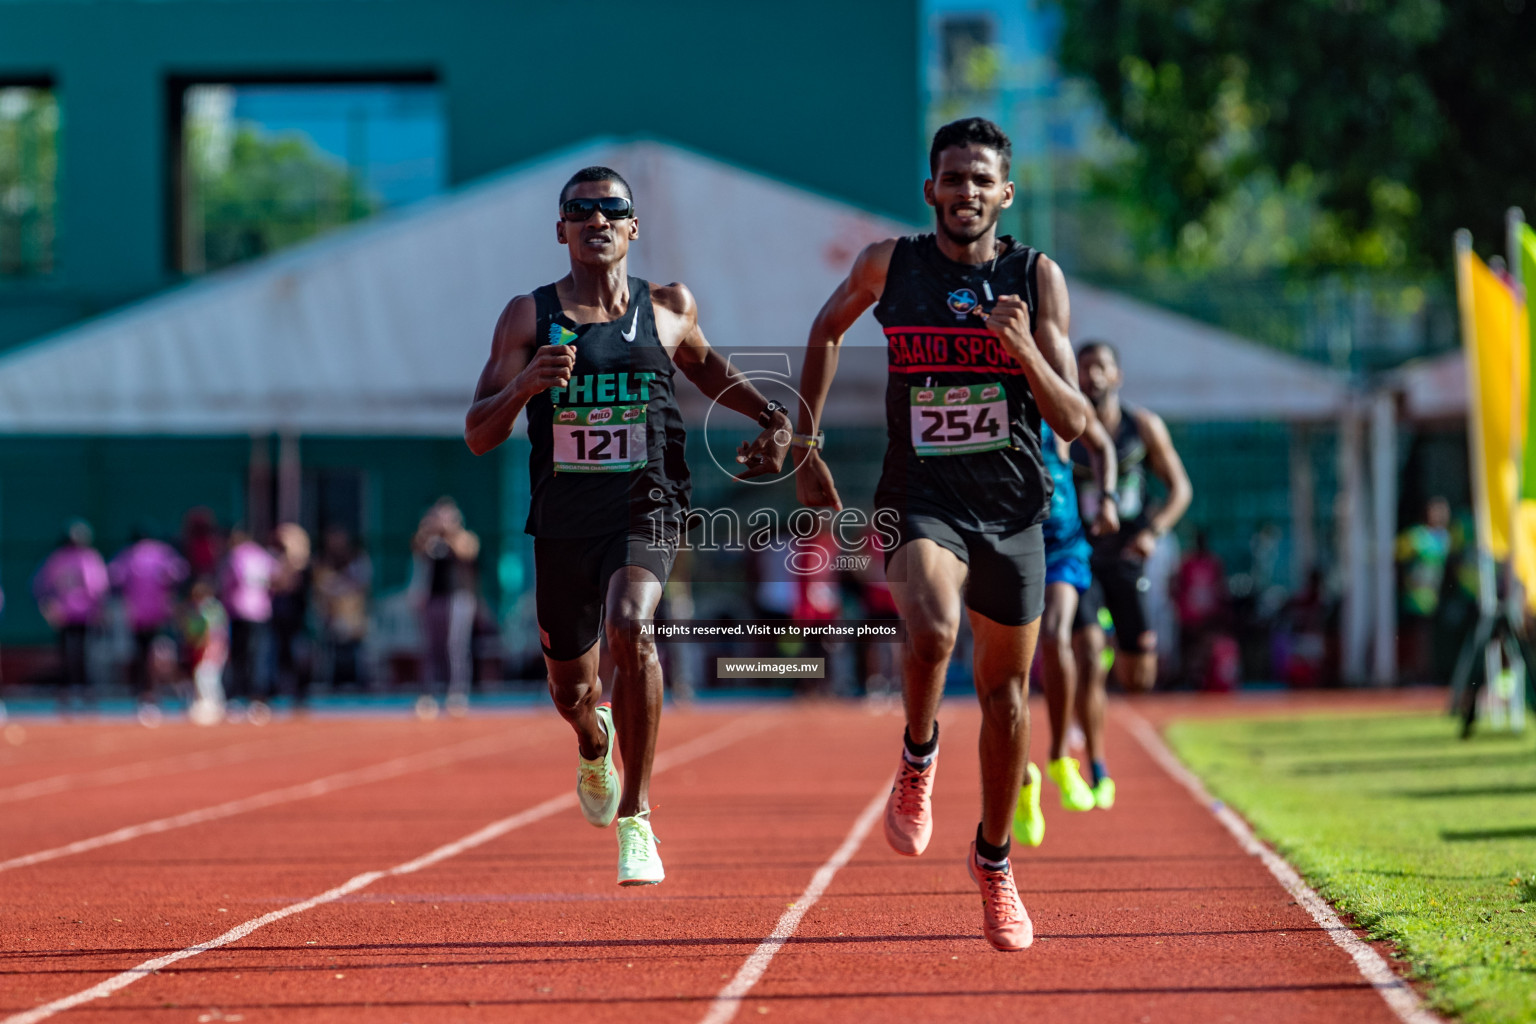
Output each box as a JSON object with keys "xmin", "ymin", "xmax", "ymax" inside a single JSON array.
[
  {"xmin": 524, "ymin": 278, "xmax": 690, "ymax": 537},
  {"xmin": 1071, "ymin": 402, "xmax": 1150, "ymax": 558},
  {"xmin": 871, "ymin": 234, "xmax": 1050, "ymax": 533}
]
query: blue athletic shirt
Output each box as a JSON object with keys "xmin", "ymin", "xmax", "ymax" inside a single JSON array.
[{"xmin": 1040, "ymin": 422, "xmax": 1087, "ymax": 555}]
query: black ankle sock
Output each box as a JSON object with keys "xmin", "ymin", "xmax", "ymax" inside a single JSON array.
[
  {"xmin": 903, "ymin": 723, "xmax": 939, "ymax": 759},
  {"xmin": 974, "ymin": 824, "xmax": 1010, "ymax": 865}
]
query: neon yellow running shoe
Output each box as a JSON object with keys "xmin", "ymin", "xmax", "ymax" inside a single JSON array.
[
  {"xmin": 1092, "ymin": 776, "xmax": 1117, "ymax": 810},
  {"xmin": 1012, "ymin": 762, "xmax": 1045, "ymax": 847},
  {"xmin": 1047, "ymin": 757, "xmax": 1096, "ymax": 812},
  {"xmin": 616, "ymin": 811, "xmax": 664, "ymax": 886}
]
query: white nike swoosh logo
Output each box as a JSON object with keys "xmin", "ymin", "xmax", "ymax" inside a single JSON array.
[{"xmin": 621, "ymin": 308, "xmax": 639, "ymax": 342}]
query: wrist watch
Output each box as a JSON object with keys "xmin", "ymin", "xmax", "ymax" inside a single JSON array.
[{"xmin": 758, "ymin": 399, "xmax": 787, "ymax": 428}]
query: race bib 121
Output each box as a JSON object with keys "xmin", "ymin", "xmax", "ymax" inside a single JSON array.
[{"xmin": 553, "ymin": 406, "xmax": 648, "ymax": 473}]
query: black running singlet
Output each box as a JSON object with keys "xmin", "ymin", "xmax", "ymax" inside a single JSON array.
[
  {"xmin": 524, "ymin": 278, "xmax": 690, "ymax": 538},
  {"xmin": 1071, "ymin": 402, "xmax": 1150, "ymax": 559},
  {"xmin": 872, "ymin": 234, "xmax": 1051, "ymax": 533}
]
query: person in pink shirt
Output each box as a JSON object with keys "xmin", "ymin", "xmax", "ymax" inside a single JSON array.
[
  {"xmin": 110, "ymin": 527, "xmax": 190, "ymax": 709},
  {"xmin": 33, "ymin": 520, "xmax": 109, "ymax": 708},
  {"xmin": 218, "ymin": 527, "xmax": 279, "ymax": 714}
]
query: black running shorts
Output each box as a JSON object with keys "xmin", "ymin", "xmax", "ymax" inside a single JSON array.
[
  {"xmin": 885, "ymin": 513, "xmax": 1045, "ymax": 627},
  {"xmin": 534, "ymin": 527, "xmax": 678, "ymax": 661},
  {"xmin": 1073, "ymin": 555, "xmax": 1156, "ymax": 653}
]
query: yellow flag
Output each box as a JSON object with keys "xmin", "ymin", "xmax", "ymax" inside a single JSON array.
[
  {"xmin": 1459, "ymin": 249, "xmax": 1529, "ymax": 560},
  {"xmin": 1516, "ymin": 223, "xmax": 1536, "ymax": 608}
]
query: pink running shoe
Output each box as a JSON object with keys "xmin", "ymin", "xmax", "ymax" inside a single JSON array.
[
  {"xmin": 966, "ymin": 842, "xmax": 1034, "ymax": 952},
  {"xmin": 884, "ymin": 751, "xmax": 937, "ymax": 856}
]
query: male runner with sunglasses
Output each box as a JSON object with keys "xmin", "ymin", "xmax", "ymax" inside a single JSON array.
[
  {"xmin": 466, "ymin": 166, "xmax": 790, "ymax": 885},
  {"xmin": 795, "ymin": 118, "xmax": 1089, "ymax": 951}
]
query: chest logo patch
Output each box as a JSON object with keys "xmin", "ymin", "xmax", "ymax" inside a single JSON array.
[{"xmin": 947, "ymin": 288, "xmax": 979, "ymax": 317}]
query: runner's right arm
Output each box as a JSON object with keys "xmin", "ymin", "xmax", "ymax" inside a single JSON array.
[
  {"xmin": 464, "ymin": 295, "xmax": 576, "ymax": 455},
  {"xmin": 1079, "ymin": 406, "xmax": 1120, "ymax": 537},
  {"xmin": 795, "ymin": 240, "xmax": 896, "ymax": 510}
]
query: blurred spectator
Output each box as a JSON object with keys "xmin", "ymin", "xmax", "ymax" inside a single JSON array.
[
  {"xmin": 314, "ymin": 526, "xmax": 372, "ymax": 690},
  {"xmin": 182, "ymin": 579, "xmax": 229, "ymax": 725},
  {"xmin": 412, "ymin": 498, "xmax": 479, "ymax": 705},
  {"xmin": 658, "ymin": 547, "xmax": 698, "ymax": 701},
  {"xmin": 792, "ymin": 525, "xmax": 842, "ymax": 694},
  {"xmin": 1397, "ymin": 496, "xmax": 1451, "ymax": 683},
  {"xmin": 219, "ymin": 526, "xmax": 278, "ymax": 715},
  {"xmin": 181, "ymin": 507, "xmax": 222, "ymax": 580},
  {"xmin": 1276, "ymin": 568, "xmax": 1335, "ymax": 688},
  {"xmin": 1437, "ymin": 508, "xmax": 1482, "ymax": 680},
  {"xmin": 792, "ymin": 528, "xmax": 841, "ymax": 624},
  {"xmin": 270, "ymin": 523, "xmax": 313, "ymax": 709},
  {"xmin": 109, "ymin": 526, "xmax": 189, "ymax": 712},
  {"xmin": 1172, "ymin": 530, "xmax": 1227, "ymax": 687},
  {"xmin": 854, "ymin": 521, "xmax": 899, "ymax": 696},
  {"xmin": 33, "ymin": 520, "xmax": 109, "ymax": 708},
  {"xmin": 751, "ymin": 537, "xmax": 797, "ymax": 620}
]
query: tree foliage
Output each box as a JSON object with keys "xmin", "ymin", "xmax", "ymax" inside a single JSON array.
[
  {"xmin": 1056, "ymin": 0, "xmax": 1536, "ymax": 270},
  {"xmin": 0, "ymin": 88, "xmax": 58, "ymax": 276},
  {"xmin": 189, "ymin": 125, "xmax": 377, "ymax": 273}
]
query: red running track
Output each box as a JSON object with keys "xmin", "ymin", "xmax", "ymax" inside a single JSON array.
[{"xmin": 0, "ymin": 699, "xmax": 1423, "ymax": 1023}]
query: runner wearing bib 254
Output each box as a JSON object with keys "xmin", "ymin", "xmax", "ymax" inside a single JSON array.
[
  {"xmin": 466, "ymin": 166, "xmax": 791, "ymax": 887},
  {"xmin": 794, "ymin": 118, "xmax": 1090, "ymax": 952}
]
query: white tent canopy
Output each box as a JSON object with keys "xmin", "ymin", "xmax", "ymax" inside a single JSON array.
[
  {"xmin": 0, "ymin": 138, "xmax": 1347, "ymax": 434},
  {"xmin": 1388, "ymin": 349, "xmax": 1467, "ymax": 421}
]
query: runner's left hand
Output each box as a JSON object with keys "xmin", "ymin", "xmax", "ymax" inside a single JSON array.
[
  {"xmin": 982, "ymin": 294, "xmax": 1033, "ymax": 356},
  {"xmin": 1092, "ymin": 500, "xmax": 1120, "ymax": 537},
  {"xmin": 735, "ymin": 414, "xmax": 790, "ymax": 480}
]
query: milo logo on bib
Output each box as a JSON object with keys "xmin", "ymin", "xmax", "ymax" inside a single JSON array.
[
  {"xmin": 552, "ymin": 406, "xmax": 648, "ymax": 473},
  {"xmin": 910, "ymin": 383, "xmax": 1009, "ymax": 457}
]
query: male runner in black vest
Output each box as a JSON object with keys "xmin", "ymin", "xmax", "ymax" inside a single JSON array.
[
  {"xmin": 1069, "ymin": 339, "xmax": 1192, "ymax": 807},
  {"xmin": 466, "ymin": 167, "xmax": 790, "ymax": 886},
  {"xmin": 795, "ymin": 119, "xmax": 1089, "ymax": 951}
]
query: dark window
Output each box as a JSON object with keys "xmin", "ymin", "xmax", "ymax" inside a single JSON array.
[
  {"xmin": 0, "ymin": 84, "xmax": 58, "ymax": 276},
  {"xmin": 940, "ymin": 17, "xmax": 996, "ymax": 94},
  {"xmin": 175, "ymin": 80, "xmax": 444, "ymax": 274}
]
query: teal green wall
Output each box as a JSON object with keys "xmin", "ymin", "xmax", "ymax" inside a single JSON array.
[{"xmin": 0, "ymin": 0, "xmax": 921, "ymax": 349}]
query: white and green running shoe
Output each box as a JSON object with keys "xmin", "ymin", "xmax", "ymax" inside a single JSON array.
[
  {"xmin": 616, "ymin": 811, "xmax": 664, "ymax": 886},
  {"xmin": 577, "ymin": 703, "xmax": 621, "ymax": 828},
  {"xmin": 1047, "ymin": 757, "xmax": 1097, "ymax": 812}
]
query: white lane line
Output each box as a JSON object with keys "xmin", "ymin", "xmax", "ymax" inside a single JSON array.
[
  {"xmin": 1, "ymin": 715, "xmax": 772, "ymax": 1024},
  {"xmin": 0, "ymin": 736, "xmax": 331, "ymax": 806},
  {"xmin": 698, "ymin": 780, "xmax": 889, "ymax": 1024},
  {"xmin": 0, "ymin": 730, "xmax": 526, "ymax": 874},
  {"xmin": 1122, "ymin": 708, "xmax": 1447, "ymax": 1024}
]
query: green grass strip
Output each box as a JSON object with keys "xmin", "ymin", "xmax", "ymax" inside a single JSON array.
[{"xmin": 1166, "ymin": 709, "xmax": 1536, "ymax": 1024}]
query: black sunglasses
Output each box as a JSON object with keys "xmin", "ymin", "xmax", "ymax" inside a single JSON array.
[{"xmin": 561, "ymin": 196, "xmax": 634, "ymax": 222}]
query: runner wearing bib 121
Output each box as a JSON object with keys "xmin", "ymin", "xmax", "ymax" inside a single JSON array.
[
  {"xmin": 466, "ymin": 166, "xmax": 791, "ymax": 887},
  {"xmin": 795, "ymin": 118, "xmax": 1091, "ymax": 952}
]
